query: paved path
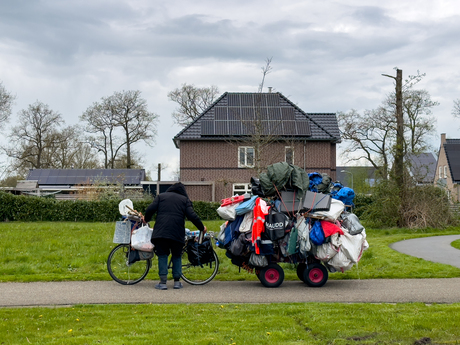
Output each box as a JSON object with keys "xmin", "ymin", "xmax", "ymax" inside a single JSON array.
[
  {"xmin": 1, "ymin": 235, "xmax": 460, "ymax": 307},
  {"xmin": 2, "ymin": 278, "xmax": 460, "ymax": 307},
  {"xmin": 390, "ymin": 234, "xmax": 460, "ymax": 268}
]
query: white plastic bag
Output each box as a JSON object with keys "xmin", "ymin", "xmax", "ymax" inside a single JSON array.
[
  {"xmin": 296, "ymin": 215, "xmax": 311, "ymax": 257},
  {"xmin": 327, "ymin": 250, "xmax": 354, "ymax": 273},
  {"xmin": 340, "ymin": 229, "xmax": 365, "ymax": 263},
  {"xmin": 310, "ymin": 199, "xmax": 345, "ymax": 221},
  {"xmin": 315, "ymin": 233, "xmax": 341, "ymax": 261},
  {"xmin": 131, "ymin": 225, "xmax": 154, "ymax": 252},
  {"xmin": 217, "ymin": 203, "xmax": 239, "ymax": 221},
  {"xmin": 239, "ymin": 211, "xmax": 253, "ymax": 233}
]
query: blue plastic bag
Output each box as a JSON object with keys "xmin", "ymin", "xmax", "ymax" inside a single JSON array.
[{"xmin": 309, "ymin": 221, "xmax": 325, "ymax": 246}]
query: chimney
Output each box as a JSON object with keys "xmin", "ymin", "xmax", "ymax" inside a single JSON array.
[
  {"xmin": 441, "ymin": 133, "xmax": 446, "ymax": 145},
  {"xmin": 268, "ymin": 87, "xmax": 272, "ymax": 93}
]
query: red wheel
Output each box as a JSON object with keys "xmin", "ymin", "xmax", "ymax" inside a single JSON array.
[
  {"xmin": 258, "ymin": 263, "xmax": 284, "ymax": 288},
  {"xmin": 303, "ymin": 263, "xmax": 328, "ymax": 287}
]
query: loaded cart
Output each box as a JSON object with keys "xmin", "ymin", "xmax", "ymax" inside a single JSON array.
[{"xmin": 216, "ymin": 162, "xmax": 369, "ymax": 288}]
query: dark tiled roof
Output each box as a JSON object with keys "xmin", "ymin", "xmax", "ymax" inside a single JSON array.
[
  {"xmin": 444, "ymin": 140, "xmax": 460, "ymax": 183},
  {"xmin": 407, "ymin": 152, "xmax": 437, "ymax": 183},
  {"xmin": 173, "ymin": 92, "xmax": 340, "ymax": 147},
  {"xmin": 26, "ymin": 169, "xmax": 146, "ymax": 186}
]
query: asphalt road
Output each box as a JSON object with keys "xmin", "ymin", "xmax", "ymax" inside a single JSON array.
[{"xmin": 1, "ymin": 235, "xmax": 460, "ymax": 307}]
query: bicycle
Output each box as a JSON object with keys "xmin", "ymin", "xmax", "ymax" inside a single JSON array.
[{"xmin": 107, "ymin": 209, "xmax": 219, "ymax": 286}]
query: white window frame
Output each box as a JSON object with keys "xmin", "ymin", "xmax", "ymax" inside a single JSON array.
[
  {"xmin": 439, "ymin": 166, "xmax": 443, "ymax": 179},
  {"xmin": 444, "ymin": 166, "xmax": 448, "ymax": 179},
  {"xmin": 285, "ymin": 146, "xmax": 294, "ymax": 165},
  {"xmin": 233, "ymin": 183, "xmax": 251, "ymax": 195},
  {"xmin": 238, "ymin": 146, "xmax": 254, "ymax": 168}
]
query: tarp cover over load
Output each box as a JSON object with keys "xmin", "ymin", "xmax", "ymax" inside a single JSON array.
[{"xmin": 259, "ymin": 162, "xmax": 310, "ymax": 196}]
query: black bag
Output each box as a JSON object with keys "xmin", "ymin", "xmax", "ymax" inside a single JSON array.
[
  {"xmin": 229, "ymin": 232, "xmax": 252, "ymax": 257},
  {"xmin": 187, "ymin": 239, "xmax": 215, "ymax": 266},
  {"xmin": 264, "ymin": 208, "xmax": 290, "ymax": 241}
]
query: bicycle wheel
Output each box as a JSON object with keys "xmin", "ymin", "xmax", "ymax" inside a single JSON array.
[
  {"xmin": 180, "ymin": 249, "xmax": 219, "ymax": 285},
  {"xmin": 107, "ymin": 244, "xmax": 151, "ymax": 285}
]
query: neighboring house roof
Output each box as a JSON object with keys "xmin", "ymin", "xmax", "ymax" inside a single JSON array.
[
  {"xmin": 407, "ymin": 152, "xmax": 437, "ymax": 184},
  {"xmin": 444, "ymin": 139, "xmax": 460, "ymax": 183},
  {"xmin": 173, "ymin": 92, "xmax": 341, "ymax": 148},
  {"xmin": 26, "ymin": 169, "xmax": 146, "ymax": 186}
]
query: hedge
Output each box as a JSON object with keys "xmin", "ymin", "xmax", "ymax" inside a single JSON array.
[
  {"xmin": 0, "ymin": 191, "xmax": 373, "ymax": 223},
  {"xmin": 0, "ymin": 192, "xmax": 221, "ymax": 222}
]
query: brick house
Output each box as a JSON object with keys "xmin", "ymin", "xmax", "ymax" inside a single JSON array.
[
  {"xmin": 173, "ymin": 92, "xmax": 341, "ymax": 202},
  {"xmin": 434, "ymin": 133, "xmax": 460, "ymax": 202}
]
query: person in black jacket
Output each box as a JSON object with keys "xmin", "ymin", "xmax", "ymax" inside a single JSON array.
[{"xmin": 143, "ymin": 182, "xmax": 206, "ymax": 290}]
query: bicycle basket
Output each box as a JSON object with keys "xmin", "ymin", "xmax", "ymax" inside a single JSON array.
[
  {"xmin": 113, "ymin": 221, "xmax": 131, "ymax": 244},
  {"xmin": 186, "ymin": 240, "xmax": 215, "ymax": 266}
]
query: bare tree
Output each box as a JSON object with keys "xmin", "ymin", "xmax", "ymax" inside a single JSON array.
[
  {"xmin": 47, "ymin": 125, "xmax": 100, "ymax": 169},
  {"xmin": 81, "ymin": 101, "xmax": 123, "ymax": 169},
  {"xmin": 338, "ymin": 71, "xmax": 438, "ymax": 180},
  {"xmin": 4, "ymin": 101, "xmax": 64, "ymax": 173},
  {"xmin": 0, "ymin": 81, "xmax": 15, "ymax": 125},
  {"xmin": 452, "ymin": 99, "xmax": 460, "ymax": 121},
  {"xmin": 81, "ymin": 90, "xmax": 157, "ymax": 169},
  {"xmin": 168, "ymin": 83, "xmax": 219, "ymax": 127},
  {"xmin": 110, "ymin": 90, "xmax": 158, "ymax": 169}
]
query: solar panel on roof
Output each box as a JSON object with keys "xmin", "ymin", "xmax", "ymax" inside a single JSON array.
[
  {"xmin": 227, "ymin": 108, "xmax": 240, "ymax": 121},
  {"xmin": 266, "ymin": 93, "xmax": 280, "ymax": 106},
  {"xmin": 215, "ymin": 121, "xmax": 227, "ymax": 135},
  {"xmin": 296, "ymin": 120, "xmax": 311, "ymax": 135},
  {"xmin": 227, "ymin": 94, "xmax": 240, "ymax": 106},
  {"xmin": 228, "ymin": 121, "xmax": 242, "ymax": 135},
  {"xmin": 267, "ymin": 107, "xmax": 281, "ymax": 120},
  {"xmin": 281, "ymin": 107, "xmax": 295, "ymax": 120},
  {"xmin": 201, "ymin": 120, "xmax": 215, "ymax": 135},
  {"xmin": 283, "ymin": 121, "xmax": 296, "ymax": 135},
  {"xmin": 215, "ymin": 107, "xmax": 227, "ymax": 120},
  {"xmin": 240, "ymin": 94, "xmax": 254, "ymax": 106}
]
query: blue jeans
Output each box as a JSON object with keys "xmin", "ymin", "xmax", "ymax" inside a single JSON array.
[{"xmin": 153, "ymin": 238, "xmax": 183, "ymax": 281}]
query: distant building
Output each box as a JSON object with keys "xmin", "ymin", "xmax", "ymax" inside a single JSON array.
[
  {"xmin": 407, "ymin": 152, "xmax": 437, "ymax": 185},
  {"xmin": 174, "ymin": 92, "xmax": 341, "ymax": 202},
  {"xmin": 18, "ymin": 169, "xmax": 146, "ymax": 199},
  {"xmin": 434, "ymin": 133, "xmax": 460, "ymax": 202}
]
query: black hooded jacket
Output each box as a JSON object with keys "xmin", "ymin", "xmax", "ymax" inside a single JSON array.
[{"xmin": 144, "ymin": 183, "xmax": 204, "ymax": 244}]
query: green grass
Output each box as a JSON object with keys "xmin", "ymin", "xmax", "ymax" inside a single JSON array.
[
  {"xmin": 452, "ymin": 239, "xmax": 460, "ymax": 250},
  {"xmin": 2, "ymin": 221, "xmax": 460, "ymax": 344},
  {"xmin": 1, "ymin": 303, "xmax": 460, "ymax": 344},
  {"xmin": 1, "ymin": 221, "xmax": 460, "ymax": 282}
]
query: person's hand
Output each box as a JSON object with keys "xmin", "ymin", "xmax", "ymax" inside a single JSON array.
[{"xmin": 203, "ymin": 226, "xmax": 207, "ymax": 234}]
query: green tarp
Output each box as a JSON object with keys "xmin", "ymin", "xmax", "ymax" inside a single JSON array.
[{"xmin": 259, "ymin": 162, "xmax": 310, "ymax": 197}]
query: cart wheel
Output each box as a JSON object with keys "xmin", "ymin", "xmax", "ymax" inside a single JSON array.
[
  {"xmin": 303, "ymin": 263, "xmax": 328, "ymax": 287},
  {"xmin": 258, "ymin": 263, "xmax": 284, "ymax": 288},
  {"xmin": 296, "ymin": 263, "xmax": 306, "ymax": 282}
]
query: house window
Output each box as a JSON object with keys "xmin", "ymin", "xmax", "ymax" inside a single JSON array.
[
  {"xmin": 285, "ymin": 146, "xmax": 294, "ymax": 165},
  {"xmin": 444, "ymin": 166, "xmax": 448, "ymax": 179},
  {"xmin": 233, "ymin": 183, "xmax": 251, "ymax": 195},
  {"xmin": 238, "ymin": 146, "xmax": 254, "ymax": 168},
  {"xmin": 439, "ymin": 166, "xmax": 443, "ymax": 179}
]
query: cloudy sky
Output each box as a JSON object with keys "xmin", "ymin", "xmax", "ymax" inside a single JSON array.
[{"xmin": 1, "ymin": 0, "xmax": 460, "ymax": 180}]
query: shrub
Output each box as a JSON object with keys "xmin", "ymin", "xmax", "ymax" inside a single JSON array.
[{"xmin": 0, "ymin": 192, "xmax": 221, "ymax": 222}]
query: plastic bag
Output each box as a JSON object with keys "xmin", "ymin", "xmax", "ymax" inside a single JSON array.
[
  {"xmin": 249, "ymin": 252, "xmax": 268, "ymax": 267},
  {"xmin": 297, "ymin": 216, "xmax": 311, "ymax": 257},
  {"xmin": 340, "ymin": 230, "xmax": 365, "ymax": 263},
  {"xmin": 310, "ymin": 199, "xmax": 345, "ymax": 222},
  {"xmin": 341, "ymin": 212, "xmax": 365, "ymax": 235},
  {"xmin": 217, "ymin": 203, "xmax": 239, "ymax": 221},
  {"xmin": 315, "ymin": 233, "xmax": 341, "ymax": 261},
  {"xmin": 131, "ymin": 225, "xmax": 154, "ymax": 252}
]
